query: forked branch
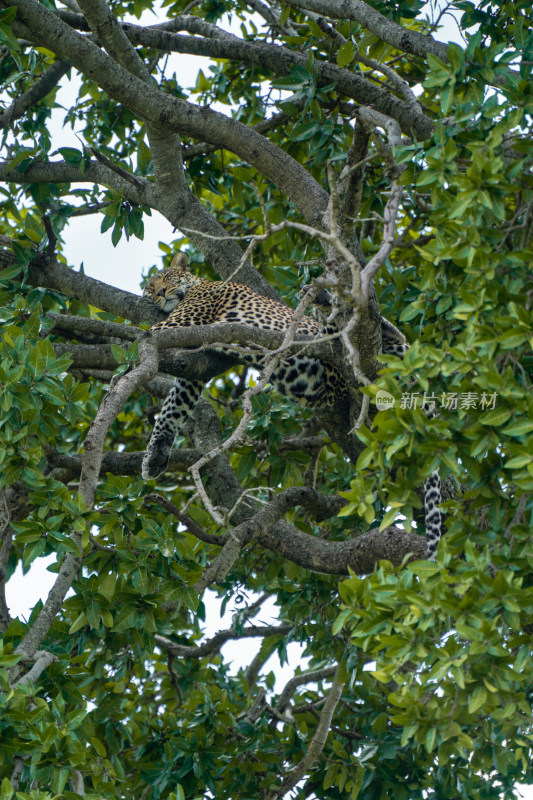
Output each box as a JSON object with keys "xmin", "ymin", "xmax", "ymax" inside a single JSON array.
[{"xmin": 263, "ymin": 662, "xmax": 345, "ymax": 799}]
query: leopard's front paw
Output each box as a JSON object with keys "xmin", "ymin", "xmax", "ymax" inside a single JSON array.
[{"xmin": 141, "ymin": 440, "xmax": 172, "ymax": 480}]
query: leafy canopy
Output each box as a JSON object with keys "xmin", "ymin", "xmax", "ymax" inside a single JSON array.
[{"xmin": 0, "ymin": 0, "xmax": 532, "ymax": 799}]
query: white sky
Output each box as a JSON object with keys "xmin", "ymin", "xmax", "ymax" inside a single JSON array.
[{"xmin": 4, "ymin": 4, "xmax": 532, "ymax": 794}]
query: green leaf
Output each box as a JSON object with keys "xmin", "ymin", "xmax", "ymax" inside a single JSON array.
[
  {"xmin": 91, "ymin": 737, "xmax": 107, "ymax": 756},
  {"xmin": 111, "ymin": 221, "xmax": 123, "ymax": 246},
  {"xmin": 235, "ymin": 448, "xmax": 256, "ymax": 481},
  {"xmin": 111, "ymin": 344, "xmax": 127, "ymax": 363},
  {"xmin": 99, "ymin": 572, "xmax": 116, "ymax": 601},
  {"xmin": 502, "ymin": 419, "xmax": 533, "ymax": 437},
  {"xmin": 504, "ymin": 454, "xmax": 532, "ymax": 469},
  {"xmin": 0, "ymin": 7, "xmax": 16, "ymax": 24},
  {"xmin": 332, "ymin": 608, "xmax": 352, "ymax": 635},
  {"xmin": 407, "ymin": 561, "xmax": 440, "ymax": 577},
  {"xmin": 447, "ymin": 42, "xmax": 464, "ymax": 70},
  {"xmin": 480, "ymin": 408, "xmax": 511, "ymax": 427},
  {"xmin": 69, "ymin": 612, "xmax": 87, "ymax": 634},
  {"xmin": 468, "ymin": 686, "xmax": 487, "ymax": 714},
  {"xmin": 179, "ymin": 584, "xmax": 199, "ymax": 612},
  {"xmin": 51, "ymin": 766, "xmax": 69, "ymax": 795},
  {"xmin": 56, "ymin": 147, "xmax": 83, "ymax": 164},
  {"xmin": 0, "ymin": 22, "xmax": 20, "ymax": 52},
  {"xmin": 0, "ymin": 777, "xmax": 14, "ymax": 800},
  {"xmin": 337, "ymin": 41, "xmax": 356, "ymax": 68},
  {"xmin": 425, "ymin": 727, "xmax": 436, "ymax": 753}
]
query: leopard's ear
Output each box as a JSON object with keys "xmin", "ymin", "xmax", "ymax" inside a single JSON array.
[{"xmin": 170, "ymin": 252, "xmax": 189, "ymax": 272}]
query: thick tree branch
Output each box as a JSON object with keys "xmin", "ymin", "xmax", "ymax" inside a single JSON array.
[
  {"xmin": 53, "ymin": 9, "xmax": 434, "ymax": 138},
  {"xmin": 182, "ymin": 103, "xmax": 299, "ymax": 160},
  {"xmin": 0, "ymin": 157, "xmax": 155, "ymax": 207},
  {"xmin": 76, "ymin": 0, "xmax": 237, "ymax": 294},
  {"xmin": 55, "ymin": 342, "xmax": 240, "ymax": 391},
  {"xmin": 149, "ymin": 475, "xmax": 426, "ymax": 574},
  {"xmin": 281, "ymin": 0, "xmax": 450, "ymax": 62},
  {"xmin": 45, "ymin": 312, "xmax": 139, "ymax": 341},
  {"xmin": 76, "ymin": 0, "xmax": 150, "ymax": 81},
  {"xmin": 281, "ymin": 0, "xmax": 517, "ymax": 89},
  {"xmin": 0, "ymin": 491, "xmax": 13, "ymax": 632},
  {"xmin": 193, "ymin": 487, "xmax": 348, "ymax": 592},
  {"xmin": 338, "ymin": 118, "xmax": 372, "ymax": 243},
  {"xmin": 48, "ymin": 449, "xmax": 198, "ymax": 478},
  {"xmin": 279, "ymin": 435, "xmax": 327, "ymax": 452},
  {"xmin": 6, "ymin": 340, "xmax": 164, "ymax": 672},
  {"xmin": 358, "ymin": 110, "xmax": 405, "ymax": 299},
  {"xmin": 9, "ymin": 549, "xmax": 82, "ymax": 684},
  {"xmin": 17, "ymin": 339, "xmax": 160, "ymax": 667},
  {"xmin": 119, "ymin": 23, "xmax": 434, "ymax": 140},
  {"xmin": 0, "ymin": 162, "xmax": 280, "ymax": 300},
  {"xmin": 13, "ymin": 650, "xmax": 59, "ymax": 687},
  {"xmin": 0, "ymin": 248, "xmax": 164, "ymax": 325},
  {"xmin": 190, "ymin": 400, "xmax": 427, "ymax": 575},
  {"xmin": 57, "ymin": 10, "xmax": 237, "ymax": 41},
  {"xmin": 262, "ymin": 520, "xmax": 426, "ymax": 573},
  {"xmin": 4, "ymin": 0, "xmax": 330, "ymax": 228}
]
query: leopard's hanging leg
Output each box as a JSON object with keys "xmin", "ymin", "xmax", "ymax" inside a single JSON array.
[
  {"xmin": 421, "ymin": 399, "xmax": 442, "ymax": 560},
  {"xmin": 142, "ymin": 378, "xmax": 204, "ymax": 480},
  {"xmin": 423, "ymin": 470, "xmax": 442, "ymax": 560}
]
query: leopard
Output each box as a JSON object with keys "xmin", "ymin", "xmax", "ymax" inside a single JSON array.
[{"xmin": 141, "ymin": 252, "xmax": 442, "ymax": 559}]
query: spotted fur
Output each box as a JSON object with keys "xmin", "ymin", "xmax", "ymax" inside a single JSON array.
[
  {"xmin": 141, "ymin": 253, "xmax": 442, "ymax": 559},
  {"xmin": 423, "ymin": 470, "xmax": 442, "ymax": 561}
]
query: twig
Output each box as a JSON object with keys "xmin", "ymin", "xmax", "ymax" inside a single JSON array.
[
  {"xmin": 246, "ymin": 652, "xmax": 272, "ymax": 690},
  {"xmin": 144, "ymin": 494, "xmax": 224, "ymax": 545},
  {"xmin": 79, "ymin": 335, "xmax": 158, "ymax": 508},
  {"xmin": 155, "ymin": 622, "xmax": 292, "ymax": 659},
  {"xmin": 240, "ymin": 687, "xmax": 268, "ymax": 722},
  {"xmin": 167, "ymin": 655, "xmax": 184, "ymax": 704},
  {"xmin": 0, "ymin": 59, "xmax": 71, "ymax": 129},
  {"xmin": 89, "ymin": 146, "xmax": 146, "ymax": 190},
  {"xmin": 275, "ymin": 666, "xmax": 337, "ymax": 714},
  {"xmin": 42, "ymin": 213, "xmax": 57, "ymax": 257}
]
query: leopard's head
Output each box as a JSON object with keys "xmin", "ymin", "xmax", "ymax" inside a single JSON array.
[{"xmin": 144, "ymin": 252, "xmax": 203, "ymax": 312}]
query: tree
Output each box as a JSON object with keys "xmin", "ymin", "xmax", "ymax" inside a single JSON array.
[{"xmin": 0, "ymin": 0, "xmax": 532, "ymax": 797}]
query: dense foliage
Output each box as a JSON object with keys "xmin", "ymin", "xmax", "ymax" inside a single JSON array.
[{"xmin": 0, "ymin": 0, "xmax": 532, "ymax": 798}]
